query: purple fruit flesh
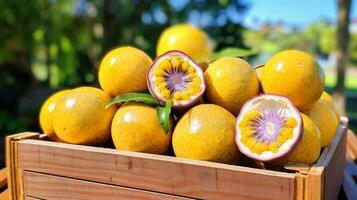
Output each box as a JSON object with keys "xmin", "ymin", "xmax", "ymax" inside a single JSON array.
[
  {"xmin": 235, "ymin": 94, "xmax": 303, "ymax": 162},
  {"xmin": 147, "ymin": 51, "xmax": 205, "ymax": 108}
]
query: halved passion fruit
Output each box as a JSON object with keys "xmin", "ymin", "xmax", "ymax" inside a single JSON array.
[
  {"xmin": 147, "ymin": 51, "xmax": 205, "ymax": 108},
  {"xmin": 235, "ymin": 94, "xmax": 303, "ymax": 162}
]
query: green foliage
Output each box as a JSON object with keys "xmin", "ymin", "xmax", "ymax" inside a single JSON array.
[
  {"xmin": 349, "ymin": 33, "xmax": 357, "ymax": 64},
  {"xmin": 210, "ymin": 47, "xmax": 257, "ymax": 61},
  {"xmin": 0, "ymin": 110, "xmax": 27, "ymax": 135},
  {"xmin": 303, "ymin": 20, "xmax": 336, "ymax": 54},
  {"xmin": 0, "ymin": 0, "xmax": 248, "ymax": 135},
  {"xmin": 106, "ymin": 93, "xmax": 161, "ymax": 109},
  {"xmin": 243, "ymin": 20, "xmax": 336, "ymax": 56},
  {"xmin": 156, "ymin": 100, "xmax": 173, "ymax": 134}
]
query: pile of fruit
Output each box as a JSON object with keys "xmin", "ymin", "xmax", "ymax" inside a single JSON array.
[{"xmin": 39, "ymin": 24, "xmax": 340, "ymax": 169}]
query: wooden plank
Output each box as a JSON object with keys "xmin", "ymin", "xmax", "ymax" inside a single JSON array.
[
  {"xmin": 303, "ymin": 117, "xmax": 348, "ymax": 200},
  {"xmin": 305, "ymin": 167, "xmax": 324, "ymax": 200},
  {"xmin": 17, "ymin": 140, "xmax": 295, "ymax": 200},
  {"xmin": 23, "ymin": 171, "xmax": 194, "ymax": 200},
  {"xmin": 316, "ymin": 118, "xmax": 347, "ymax": 200},
  {"xmin": 24, "ymin": 196, "xmax": 42, "ymax": 200},
  {"xmin": 347, "ymin": 130, "xmax": 357, "ymax": 160},
  {"xmin": 6, "ymin": 132, "xmax": 40, "ymax": 200},
  {"xmin": 0, "ymin": 168, "xmax": 7, "ymax": 189},
  {"xmin": 294, "ymin": 173, "xmax": 306, "ymax": 200},
  {"xmin": 0, "ymin": 189, "xmax": 9, "ymax": 200}
]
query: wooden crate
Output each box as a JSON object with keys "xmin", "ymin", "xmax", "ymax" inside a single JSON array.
[{"xmin": 6, "ymin": 117, "xmax": 348, "ymax": 200}]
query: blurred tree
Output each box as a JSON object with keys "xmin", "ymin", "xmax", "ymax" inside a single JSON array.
[
  {"xmin": 303, "ymin": 20, "xmax": 336, "ymax": 55},
  {"xmin": 243, "ymin": 20, "xmax": 336, "ymax": 57},
  {"xmin": 333, "ymin": 0, "xmax": 351, "ymax": 115},
  {"xmin": 349, "ymin": 33, "xmax": 357, "ymax": 64},
  {"xmin": 0, "ymin": 0, "xmax": 249, "ymax": 137}
]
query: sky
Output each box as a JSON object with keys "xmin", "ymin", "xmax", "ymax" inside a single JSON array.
[{"xmin": 243, "ymin": 0, "xmax": 357, "ymax": 27}]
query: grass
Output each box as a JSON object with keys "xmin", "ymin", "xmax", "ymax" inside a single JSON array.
[{"xmin": 325, "ymin": 74, "xmax": 357, "ymax": 91}]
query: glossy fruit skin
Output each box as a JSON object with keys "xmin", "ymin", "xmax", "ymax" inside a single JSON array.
[
  {"xmin": 111, "ymin": 102, "xmax": 172, "ymax": 155},
  {"xmin": 53, "ymin": 87, "xmax": 117, "ymax": 145},
  {"xmin": 304, "ymin": 99, "xmax": 338, "ymax": 147},
  {"xmin": 320, "ymin": 91, "xmax": 334, "ymax": 106},
  {"xmin": 172, "ymin": 104, "xmax": 240, "ymax": 164},
  {"xmin": 320, "ymin": 91, "xmax": 340, "ymax": 118},
  {"xmin": 260, "ymin": 50, "xmax": 325, "ymax": 111},
  {"xmin": 287, "ymin": 113, "xmax": 321, "ymax": 165},
  {"xmin": 39, "ymin": 89, "xmax": 70, "ymax": 141},
  {"xmin": 157, "ymin": 24, "xmax": 212, "ymax": 62},
  {"xmin": 98, "ymin": 46, "xmax": 153, "ymax": 97},
  {"xmin": 204, "ymin": 57, "xmax": 260, "ymax": 116}
]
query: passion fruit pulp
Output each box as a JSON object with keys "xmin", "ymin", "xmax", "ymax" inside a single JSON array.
[
  {"xmin": 235, "ymin": 94, "xmax": 303, "ymax": 162},
  {"xmin": 147, "ymin": 51, "xmax": 205, "ymax": 108}
]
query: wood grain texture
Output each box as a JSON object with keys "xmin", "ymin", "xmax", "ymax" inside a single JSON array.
[
  {"xmin": 24, "ymin": 196, "xmax": 42, "ymax": 200},
  {"xmin": 313, "ymin": 118, "xmax": 347, "ymax": 200},
  {"xmin": 6, "ymin": 132, "xmax": 40, "ymax": 200},
  {"xmin": 0, "ymin": 189, "xmax": 9, "ymax": 200},
  {"xmin": 293, "ymin": 173, "xmax": 306, "ymax": 200},
  {"xmin": 347, "ymin": 130, "xmax": 357, "ymax": 160},
  {"xmin": 305, "ymin": 167, "xmax": 324, "ymax": 200},
  {"xmin": 23, "ymin": 171, "xmax": 194, "ymax": 200},
  {"xmin": 0, "ymin": 168, "xmax": 7, "ymax": 189},
  {"xmin": 8, "ymin": 119, "xmax": 348, "ymax": 200},
  {"xmin": 17, "ymin": 140, "xmax": 295, "ymax": 200}
]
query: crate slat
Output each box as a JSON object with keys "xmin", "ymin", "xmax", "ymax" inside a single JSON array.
[
  {"xmin": 17, "ymin": 140, "xmax": 295, "ymax": 200},
  {"xmin": 6, "ymin": 118, "xmax": 348, "ymax": 199},
  {"xmin": 24, "ymin": 196, "xmax": 42, "ymax": 200},
  {"xmin": 312, "ymin": 118, "xmax": 348, "ymax": 200},
  {"xmin": 23, "ymin": 171, "xmax": 194, "ymax": 200},
  {"xmin": 6, "ymin": 132, "xmax": 41, "ymax": 200}
]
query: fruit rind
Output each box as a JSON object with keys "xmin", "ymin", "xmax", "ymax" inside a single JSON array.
[
  {"xmin": 147, "ymin": 50, "xmax": 206, "ymax": 108},
  {"xmin": 235, "ymin": 94, "xmax": 303, "ymax": 162}
]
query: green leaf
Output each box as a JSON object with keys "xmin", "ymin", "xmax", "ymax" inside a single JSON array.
[
  {"xmin": 210, "ymin": 47, "xmax": 258, "ymax": 61},
  {"xmin": 156, "ymin": 100, "xmax": 172, "ymax": 134},
  {"xmin": 218, "ymin": 0, "xmax": 229, "ymax": 6},
  {"xmin": 105, "ymin": 93, "xmax": 160, "ymax": 109}
]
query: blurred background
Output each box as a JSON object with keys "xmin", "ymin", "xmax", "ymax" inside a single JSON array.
[{"xmin": 0, "ymin": 0, "xmax": 355, "ymax": 166}]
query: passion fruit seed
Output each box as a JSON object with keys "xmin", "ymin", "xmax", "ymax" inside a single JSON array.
[
  {"xmin": 154, "ymin": 58, "xmax": 201, "ymax": 100},
  {"xmin": 236, "ymin": 94, "xmax": 303, "ymax": 162},
  {"xmin": 147, "ymin": 51, "xmax": 205, "ymax": 108},
  {"xmin": 239, "ymin": 110, "xmax": 297, "ymax": 154}
]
